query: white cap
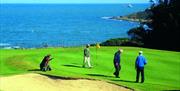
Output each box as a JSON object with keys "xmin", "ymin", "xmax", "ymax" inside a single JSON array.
[
  {"xmin": 119, "ymin": 48, "xmax": 123, "ymax": 53},
  {"xmin": 86, "ymin": 44, "xmax": 90, "ymax": 47},
  {"xmin": 139, "ymin": 51, "xmax": 143, "ymax": 54}
]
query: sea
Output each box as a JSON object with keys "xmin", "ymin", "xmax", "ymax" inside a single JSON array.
[{"xmin": 0, "ymin": 4, "xmax": 150, "ymax": 49}]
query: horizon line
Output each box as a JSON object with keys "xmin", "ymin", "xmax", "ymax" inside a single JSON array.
[{"xmin": 0, "ymin": 2, "xmax": 150, "ymax": 4}]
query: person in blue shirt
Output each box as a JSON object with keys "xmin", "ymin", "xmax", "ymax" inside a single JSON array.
[
  {"xmin": 135, "ymin": 51, "xmax": 147, "ymax": 83},
  {"xmin": 113, "ymin": 48, "xmax": 123, "ymax": 78}
]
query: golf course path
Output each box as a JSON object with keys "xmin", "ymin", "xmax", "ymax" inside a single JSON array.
[{"xmin": 0, "ymin": 73, "xmax": 131, "ymax": 91}]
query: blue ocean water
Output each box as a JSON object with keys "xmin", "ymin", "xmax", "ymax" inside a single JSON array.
[{"xmin": 0, "ymin": 4, "xmax": 150, "ymax": 48}]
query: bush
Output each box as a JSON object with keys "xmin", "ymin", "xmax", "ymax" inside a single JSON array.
[{"xmin": 100, "ymin": 38, "xmax": 143, "ymax": 47}]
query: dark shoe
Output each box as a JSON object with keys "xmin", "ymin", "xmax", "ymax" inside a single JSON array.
[
  {"xmin": 113, "ymin": 72, "xmax": 116, "ymax": 75},
  {"xmin": 136, "ymin": 81, "xmax": 139, "ymax": 83},
  {"xmin": 141, "ymin": 81, "xmax": 144, "ymax": 83},
  {"xmin": 115, "ymin": 75, "xmax": 120, "ymax": 78}
]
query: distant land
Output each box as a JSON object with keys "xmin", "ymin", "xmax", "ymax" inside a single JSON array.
[
  {"xmin": 100, "ymin": 9, "xmax": 153, "ymax": 47},
  {"xmin": 109, "ymin": 9, "xmax": 152, "ymax": 23}
]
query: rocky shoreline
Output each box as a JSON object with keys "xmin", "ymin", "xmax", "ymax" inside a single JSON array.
[
  {"xmin": 108, "ymin": 10, "xmax": 152, "ymax": 23},
  {"xmin": 109, "ymin": 16, "xmax": 151, "ymax": 23}
]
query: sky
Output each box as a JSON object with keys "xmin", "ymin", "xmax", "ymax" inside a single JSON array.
[{"xmin": 0, "ymin": 0, "xmax": 150, "ymax": 4}]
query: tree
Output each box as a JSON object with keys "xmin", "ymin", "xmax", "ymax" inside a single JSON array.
[{"xmin": 128, "ymin": 0, "xmax": 180, "ymax": 51}]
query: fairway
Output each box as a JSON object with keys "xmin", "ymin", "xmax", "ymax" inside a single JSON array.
[{"xmin": 0, "ymin": 46, "xmax": 180, "ymax": 91}]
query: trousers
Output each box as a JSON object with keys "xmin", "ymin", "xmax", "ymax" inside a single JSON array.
[
  {"xmin": 83, "ymin": 56, "xmax": 91, "ymax": 67},
  {"xmin": 114, "ymin": 63, "xmax": 121, "ymax": 77},
  {"xmin": 136, "ymin": 67, "xmax": 144, "ymax": 83}
]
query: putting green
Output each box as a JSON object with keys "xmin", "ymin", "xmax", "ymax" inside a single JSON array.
[{"xmin": 0, "ymin": 46, "xmax": 180, "ymax": 91}]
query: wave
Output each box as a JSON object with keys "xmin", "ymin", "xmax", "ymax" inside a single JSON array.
[
  {"xmin": 0, "ymin": 43, "xmax": 10, "ymax": 46},
  {"xmin": 1, "ymin": 46, "xmax": 21, "ymax": 49},
  {"xmin": 0, "ymin": 43, "xmax": 22, "ymax": 49},
  {"xmin": 101, "ymin": 16, "xmax": 111, "ymax": 19},
  {"xmin": 101, "ymin": 16, "xmax": 123, "ymax": 21}
]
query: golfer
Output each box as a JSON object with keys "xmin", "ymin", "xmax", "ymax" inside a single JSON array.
[
  {"xmin": 40, "ymin": 54, "xmax": 53, "ymax": 71},
  {"xmin": 135, "ymin": 51, "xmax": 147, "ymax": 83},
  {"xmin": 83, "ymin": 44, "xmax": 92, "ymax": 68},
  {"xmin": 113, "ymin": 48, "xmax": 123, "ymax": 78}
]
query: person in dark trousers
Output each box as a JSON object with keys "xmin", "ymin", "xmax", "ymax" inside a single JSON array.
[
  {"xmin": 113, "ymin": 48, "xmax": 123, "ymax": 78},
  {"xmin": 135, "ymin": 51, "xmax": 147, "ymax": 83},
  {"xmin": 40, "ymin": 54, "xmax": 53, "ymax": 71}
]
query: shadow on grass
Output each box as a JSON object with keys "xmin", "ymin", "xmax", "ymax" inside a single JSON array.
[
  {"xmin": 63, "ymin": 64, "xmax": 82, "ymax": 68},
  {"xmin": 40, "ymin": 73, "xmax": 78, "ymax": 80},
  {"xmin": 40, "ymin": 74, "xmax": 98, "ymax": 81},
  {"xmin": 162, "ymin": 90, "xmax": 180, "ymax": 91},
  {"xmin": 28, "ymin": 69, "xmax": 41, "ymax": 71},
  {"xmin": 86, "ymin": 73, "xmax": 114, "ymax": 78},
  {"xmin": 111, "ymin": 79, "xmax": 136, "ymax": 83}
]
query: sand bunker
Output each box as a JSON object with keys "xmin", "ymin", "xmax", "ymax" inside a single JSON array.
[{"xmin": 0, "ymin": 73, "xmax": 131, "ymax": 91}]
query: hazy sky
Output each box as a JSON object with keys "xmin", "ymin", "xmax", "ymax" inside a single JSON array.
[{"xmin": 0, "ymin": 0, "xmax": 150, "ymax": 4}]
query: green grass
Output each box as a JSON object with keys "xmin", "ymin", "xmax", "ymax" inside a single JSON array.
[{"xmin": 0, "ymin": 46, "xmax": 180, "ymax": 91}]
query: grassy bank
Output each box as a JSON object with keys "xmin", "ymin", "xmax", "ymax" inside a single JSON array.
[{"xmin": 0, "ymin": 46, "xmax": 180, "ymax": 91}]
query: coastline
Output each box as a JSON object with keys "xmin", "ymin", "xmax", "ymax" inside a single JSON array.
[
  {"xmin": 107, "ymin": 9, "xmax": 152, "ymax": 23},
  {"xmin": 109, "ymin": 16, "xmax": 151, "ymax": 23},
  {"xmin": 100, "ymin": 10, "xmax": 153, "ymax": 47}
]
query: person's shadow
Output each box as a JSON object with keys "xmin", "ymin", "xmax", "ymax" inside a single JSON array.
[
  {"xmin": 111, "ymin": 79, "xmax": 136, "ymax": 83},
  {"xmin": 63, "ymin": 64, "xmax": 82, "ymax": 68},
  {"xmin": 87, "ymin": 74, "xmax": 136, "ymax": 83},
  {"xmin": 86, "ymin": 73, "xmax": 114, "ymax": 78},
  {"xmin": 27, "ymin": 69, "xmax": 41, "ymax": 71}
]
